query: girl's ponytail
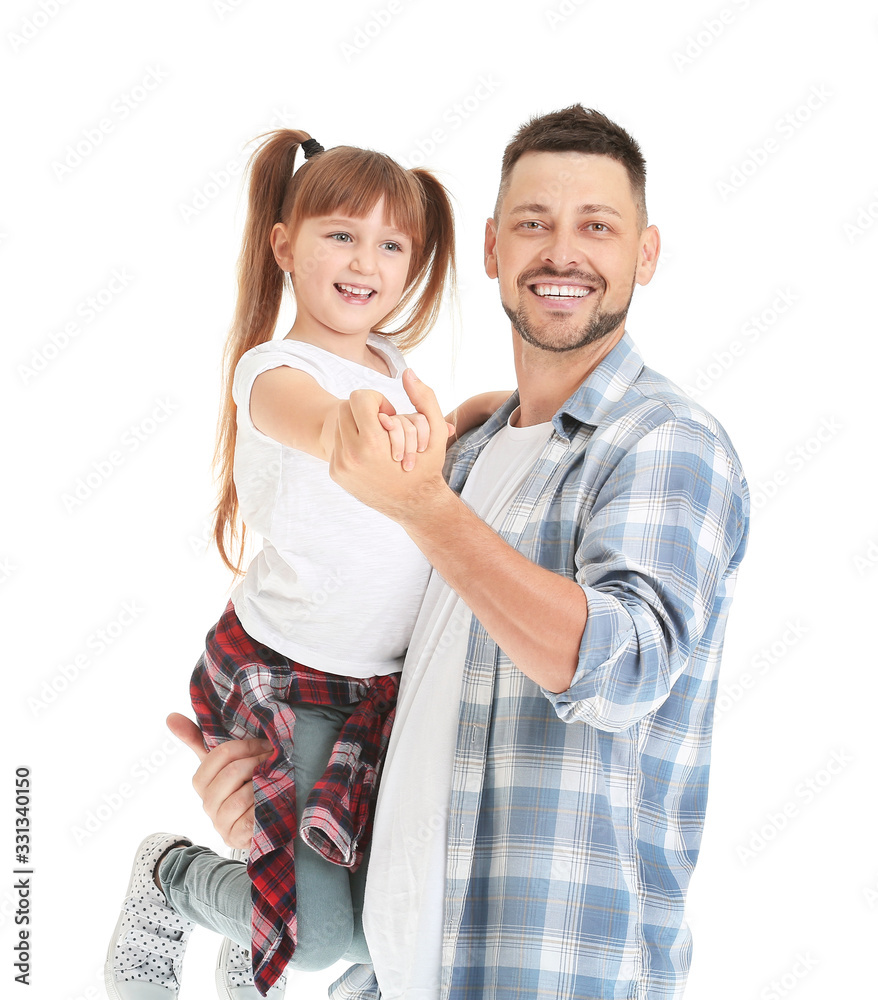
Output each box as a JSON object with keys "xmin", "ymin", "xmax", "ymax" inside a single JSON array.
[
  {"xmin": 212, "ymin": 129, "xmax": 311, "ymax": 575},
  {"xmin": 377, "ymin": 167, "xmax": 456, "ymax": 352},
  {"xmin": 408, "ymin": 168, "xmax": 457, "ymax": 348}
]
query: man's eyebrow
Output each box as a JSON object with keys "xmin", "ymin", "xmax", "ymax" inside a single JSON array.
[
  {"xmin": 577, "ymin": 203, "xmax": 622, "ymax": 219},
  {"xmin": 507, "ymin": 202, "xmax": 623, "ymax": 219},
  {"xmin": 508, "ymin": 203, "xmax": 551, "ymax": 216}
]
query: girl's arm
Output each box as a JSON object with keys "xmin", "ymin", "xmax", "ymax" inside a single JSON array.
[
  {"xmin": 250, "ymin": 366, "xmax": 430, "ymax": 466},
  {"xmin": 250, "ymin": 367, "xmax": 347, "ymax": 461},
  {"xmin": 445, "ymin": 390, "xmax": 513, "ymax": 446}
]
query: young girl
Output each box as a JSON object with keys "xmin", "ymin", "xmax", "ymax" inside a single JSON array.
[{"xmin": 104, "ymin": 131, "xmax": 505, "ymax": 1000}]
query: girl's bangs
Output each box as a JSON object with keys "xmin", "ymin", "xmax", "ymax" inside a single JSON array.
[{"xmin": 293, "ymin": 148, "xmax": 424, "ymax": 247}]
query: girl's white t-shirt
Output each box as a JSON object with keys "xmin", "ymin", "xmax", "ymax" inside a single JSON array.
[{"xmin": 230, "ymin": 334, "xmax": 431, "ymax": 678}]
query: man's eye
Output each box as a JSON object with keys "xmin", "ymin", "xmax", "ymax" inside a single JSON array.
[
  {"xmin": 588, "ymin": 223, "xmax": 608, "ymax": 232},
  {"xmin": 521, "ymin": 221, "xmax": 544, "ymax": 230}
]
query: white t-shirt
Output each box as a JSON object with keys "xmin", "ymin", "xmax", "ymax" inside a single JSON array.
[
  {"xmin": 230, "ymin": 335, "xmax": 431, "ymax": 678},
  {"xmin": 364, "ymin": 414, "xmax": 554, "ymax": 1000}
]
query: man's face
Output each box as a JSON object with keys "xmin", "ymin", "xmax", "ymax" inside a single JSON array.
[{"xmin": 485, "ymin": 151, "xmax": 659, "ymax": 353}]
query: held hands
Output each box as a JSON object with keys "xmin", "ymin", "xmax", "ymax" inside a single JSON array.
[
  {"xmin": 331, "ymin": 369, "xmax": 450, "ymax": 522},
  {"xmin": 376, "ymin": 392, "xmax": 455, "ymax": 472}
]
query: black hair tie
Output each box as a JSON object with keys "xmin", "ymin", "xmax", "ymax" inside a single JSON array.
[{"xmin": 301, "ymin": 138, "xmax": 325, "ymax": 159}]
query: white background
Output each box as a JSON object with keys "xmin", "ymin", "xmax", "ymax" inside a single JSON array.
[{"xmin": 3, "ymin": 1, "xmax": 877, "ymax": 998}]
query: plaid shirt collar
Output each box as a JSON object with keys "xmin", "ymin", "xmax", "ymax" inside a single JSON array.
[{"xmin": 451, "ymin": 330, "xmax": 644, "ymax": 468}]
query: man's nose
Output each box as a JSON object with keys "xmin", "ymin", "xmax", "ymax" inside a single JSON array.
[{"xmin": 541, "ymin": 230, "xmax": 580, "ymax": 269}]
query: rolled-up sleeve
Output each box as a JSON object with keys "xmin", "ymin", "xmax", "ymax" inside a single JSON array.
[{"xmin": 545, "ymin": 416, "xmax": 747, "ymax": 731}]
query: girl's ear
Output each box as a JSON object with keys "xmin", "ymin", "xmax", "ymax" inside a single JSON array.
[{"xmin": 271, "ymin": 222, "xmax": 294, "ymax": 272}]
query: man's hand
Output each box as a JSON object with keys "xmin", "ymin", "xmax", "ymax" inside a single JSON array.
[
  {"xmin": 166, "ymin": 713, "xmax": 271, "ymax": 851},
  {"xmin": 331, "ymin": 369, "xmax": 451, "ymax": 522}
]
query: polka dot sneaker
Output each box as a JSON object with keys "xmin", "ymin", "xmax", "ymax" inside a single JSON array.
[
  {"xmin": 214, "ymin": 849, "xmax": 286, "ymax": 1000},
  {"xmin": 104, "ymin": 833, "xmax": 194, "ymax": 999},
  {"xmin": 215, "ymin": 937, "xmax": 287, "ymax": 1000}
]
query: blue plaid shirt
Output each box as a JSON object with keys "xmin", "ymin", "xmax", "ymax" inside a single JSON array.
[{"xmin": 332, "ymin": 332, "xmax": 749, "ymax": 1000}]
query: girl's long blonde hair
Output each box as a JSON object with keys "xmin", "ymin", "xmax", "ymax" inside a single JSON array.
[{"xmin": 213, "ymin": 129, "xmax": 456, "ymax": 575}]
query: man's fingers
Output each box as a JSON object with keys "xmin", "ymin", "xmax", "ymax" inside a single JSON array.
[
  {"xmin": 166, "ymin": 713, "xmax": 208, "ymax": 762},
  {"xmin": 402, "ymin": 369, "xmax": 446, "ymax": 444},
  {"xmin": 190, "ymin": 736, "xmax": 272, "ymax": 798},
  {"xmin": 205, "ymin": 776, "xmax": 256, "ymax": 849}
]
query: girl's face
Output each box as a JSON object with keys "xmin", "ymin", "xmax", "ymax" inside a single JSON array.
[{"xmin": 275, "ymin": 197, "xmax": 414, "ymax": 341}]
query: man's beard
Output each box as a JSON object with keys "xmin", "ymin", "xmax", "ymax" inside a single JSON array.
[{"xmin": 502, "ymin": 267, "xmax": 636, "ymax": 354}]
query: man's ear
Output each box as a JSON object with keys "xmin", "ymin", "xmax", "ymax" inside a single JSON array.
[
  {"xmin": 484, "ymin": 217, "xmax": 499, "ymax": 279},
  {"xmin": 635, "ymin": 224, "xmax": 661, "ymax": 287},
  {"xmin": 271, "ymin": 222, "xmax": 294, "ymax": 272}
]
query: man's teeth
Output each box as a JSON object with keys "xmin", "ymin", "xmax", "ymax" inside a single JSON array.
[
  {"xmin": 532, "ymin": 283, "xmax": 591, "ymax": 298},
  {"xmin": 338, "ymin": 283, "xmax": 373, "ymax": 297}
]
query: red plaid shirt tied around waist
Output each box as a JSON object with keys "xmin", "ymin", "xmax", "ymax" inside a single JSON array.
[{"xmin": 190, "ymin": 601, "xmax": 399, "ymax": 996}]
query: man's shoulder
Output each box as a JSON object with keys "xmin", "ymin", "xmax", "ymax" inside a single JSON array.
[{"xmin": 602, "ymin": 360, "xmax": 743, "ymax": 469}]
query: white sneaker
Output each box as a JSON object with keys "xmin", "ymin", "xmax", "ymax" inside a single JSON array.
[
  {"xmin": 214, "ymin": 848, "xmax": 286, "ymax": 1000},
  {"xmin": 105, "ymin": 833, "xmax": 194, "ymax": 999},
  {"xmin": 215, "ymin": 937, "xmax": 287, "ymax": 999}
]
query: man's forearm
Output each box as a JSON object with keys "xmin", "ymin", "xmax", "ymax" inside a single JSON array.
[{"xmin": 400, "ymin": 482, "xmax": 587, "ymax": 693}]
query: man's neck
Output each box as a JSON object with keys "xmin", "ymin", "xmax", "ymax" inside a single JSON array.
[{"xmin": 511, "ymin": 327, "xmax": 625, "ymax": 427}]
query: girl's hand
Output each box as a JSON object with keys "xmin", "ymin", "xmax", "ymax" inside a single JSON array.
[{"xmin": 378, "ymin": 410, "xmax": 455, "ymax": 471}]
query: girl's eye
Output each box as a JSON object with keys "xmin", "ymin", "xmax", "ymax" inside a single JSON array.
[
  {"xmin": 380, "ymin": 241, "xmax": 403, "ymax": 253},
  {"xmin": 329, "ymin": 232, "xmax": 352, "ymax": 242}
]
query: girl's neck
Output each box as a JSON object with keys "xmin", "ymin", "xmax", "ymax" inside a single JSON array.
[{"xmin": 283, "ymin": 320, "xmax": 390, "ymax": 375}]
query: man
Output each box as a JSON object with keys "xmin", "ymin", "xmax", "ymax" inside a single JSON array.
[{"xmin": 183, "ymin": 105, "xmax": 749, "ymax": 999}]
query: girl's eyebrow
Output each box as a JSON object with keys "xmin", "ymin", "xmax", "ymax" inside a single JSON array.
[{"xmin": 318, "ymin": 217, "xmax": 410, "ymax": 239}]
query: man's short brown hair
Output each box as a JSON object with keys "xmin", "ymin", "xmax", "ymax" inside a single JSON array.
[{"xmin": 495, "ymin": 105, "xmax": 648, "ymax": 230}]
